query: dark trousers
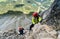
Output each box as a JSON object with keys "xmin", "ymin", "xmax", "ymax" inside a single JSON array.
[
  {"xmin": 30, "ymin": 24, "xmax": 34, "ymax": 30},
  {"xmin": 19, "ymin": 30, "xmax": 24, "ymax": 35}
]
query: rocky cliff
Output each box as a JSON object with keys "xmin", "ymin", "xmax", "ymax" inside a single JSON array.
[{"xmin": 0, "ymin": 0, "xmax": 60, "ymax": 39}]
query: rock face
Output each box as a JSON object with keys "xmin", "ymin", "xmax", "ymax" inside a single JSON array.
[
  {"xmin": 0, "ymin": 23, "xmax": 58, "ymax": 39},
  {"xmin": 28, "ymin": 23, "xmax": 58, "ymax": 39},
  {"xmin": 0, "ymin": 11, "xmax": 31, "ymax": 33},
  {"xmin": 0, "ymin": 0, "xmax": 60, "ymax": 39},
  {"xmin": 40, "ymin": 0, "xmax": 60, "ymax": 26}
]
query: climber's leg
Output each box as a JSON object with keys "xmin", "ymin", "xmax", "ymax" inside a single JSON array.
[
  {"xmin": 19, "ymin": 28, "xmax": 24, "ymax": 35},
  {"xmin": 30, "ymin": 24, "xmax": 34, "ymax": 30}
]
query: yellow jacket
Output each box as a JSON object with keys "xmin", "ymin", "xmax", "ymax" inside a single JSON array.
[{"xmin": 32, "ymin": 17, "xmax": 42, "ymax": 24}]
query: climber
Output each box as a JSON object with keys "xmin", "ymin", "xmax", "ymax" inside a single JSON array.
[
  {"xmin": 29, "ymin": 12, "xmax": 42, "ymax": 30},
  {"xmin": 18, "ymin": 26, "xmax": 24, "ymax": 35}
]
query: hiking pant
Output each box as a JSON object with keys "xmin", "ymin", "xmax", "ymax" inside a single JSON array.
[
  {"xmin": 30, "ymin": 24, "xmax": 34, "ymax": 30},
  {"xmin": 19, "ymin": 30, "xmax": 24, "ymax": 35}
]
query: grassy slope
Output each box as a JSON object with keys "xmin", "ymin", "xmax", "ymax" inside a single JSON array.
[{"xmin": 0, "ymin": 0, "xmax": 54, "ymax": 14}]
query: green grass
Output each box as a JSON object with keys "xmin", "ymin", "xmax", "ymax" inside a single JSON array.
[
  {"xmin": 0, "ymin": 0, "xmax": 7, "ymax": 2},
  {"xmin": 0, "ymin": 0, "xmax": 54, "ymax": 14}
]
